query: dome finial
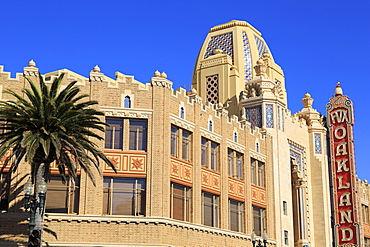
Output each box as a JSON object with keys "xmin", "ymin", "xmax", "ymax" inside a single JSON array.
[
  {"xmin": 28, "ymin": 59, "xmax": 36, "ymax": 67},
  {"xmin": 93, "ymin": 65, "xmax": 101, "ymax": 73},
  {"xmin": 334, "ymin": 82, "xmax": 343, "ymax": 96}
]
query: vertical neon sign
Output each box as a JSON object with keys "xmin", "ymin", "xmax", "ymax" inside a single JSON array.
[{"xmin": 327, "ymin": 83, "xmax": 360, "ymax": 246}]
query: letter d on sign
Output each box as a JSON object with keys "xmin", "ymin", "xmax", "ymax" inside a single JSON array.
[{"xmin": 341, "ymin": 228, "xmax": 353, "ymax": 241}]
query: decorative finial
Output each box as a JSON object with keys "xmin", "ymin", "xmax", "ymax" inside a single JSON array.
[
  {"xmin": 93, "ymin": 65, "xmax": 100, "ymax": 73},
  {"xmin": 154, "ymin": 70, "xmax": 160, "ymax": 77},
  {"xmin": 254, "ymin": 59, "xmax": 267, "ymax": 77},
  {"xmin": 302, "ymin": 92, "xmax": 313, "ymax": 108},
  {"xmin": 160, "ymin": 71, "xmax": 167, "ymax": 79},
  {"xmin": 262, "ymin": 51, "xmax": 271, "ymax": 59},
  {"xmin": 213, "ymin": 48, "xmax": 223, "ymax": 55},
  {"xmin": 334, "ymin": 82, "xmax": 343, "ymax": 96},
  {"xmin": 191, "ymin": 88, "xmax": 197, "ymax": 95},
  {"xmin": 28, "ymin": 59, "xmax": 36, "ymax": 67}
]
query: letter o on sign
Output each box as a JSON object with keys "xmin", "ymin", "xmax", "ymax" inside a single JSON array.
[{"xmin": 334, "ymin": 126, "xmax": 347, "ymax": 139}]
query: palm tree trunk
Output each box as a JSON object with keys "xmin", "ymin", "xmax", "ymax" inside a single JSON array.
[{"xmin": 34, "ymin": 163, "xmax": 47, "ymax": 245}]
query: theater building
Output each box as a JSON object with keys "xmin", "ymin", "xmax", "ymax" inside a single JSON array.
[{"xmin": 0, "ymin": 20, "xmax": 368, "ymax": 246}]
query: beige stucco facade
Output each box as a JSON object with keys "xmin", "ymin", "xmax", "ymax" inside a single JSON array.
[{"xmin": 0, "ymin": 20, "xmax": 367, "ymax": 247}]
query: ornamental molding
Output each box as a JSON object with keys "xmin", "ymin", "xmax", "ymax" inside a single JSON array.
[
  {"xmin": 170, "ymin": 114, "xmax": 196, "ymax": 132},
  {"xmin": 226, "ymin": 139, "xmax": 246, "ymax": 153},
  {"xmin": 287, "ymin": 139, "xmax": 305, "ymax": 152},
  {"xmin": 249, "ymin": 149, "xmax": 267, "ymax": 163},
  {"xmin": 100, "ymin": 106, "xmax": 152, "ymax": 119},
  {"xmin": 150, "ymin": 77, "xmax": 172, "ymax": 89},
  {"xmin": 200, "ymin": 127, "xmax": 222, "ymax": 143},
  {"xmin": 41, "ymin": 214, "xmax": 276, "ymax": 243},
  {"xmin": 198, "ymin": 56, "xmax": 232, "ymax": 70}
]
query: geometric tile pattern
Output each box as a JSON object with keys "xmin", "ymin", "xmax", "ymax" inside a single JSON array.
[
  {"xmin": 242, "ymin": 31, "xmax": 252, "ymax": 82},
  {"xmin": 206, "ymin": 74, "xmax": 219, "ymax": 104},
  {"xmin": 103, "ymin": 151, "xmax": 146, "ymax": 175},
  {"xmin": 251, "ymin": 184, "xmax": 266, "ymax": 207},
  {"xmin": 289, "ymin": 144, "xmax": 304, "ymax": 173},
  {"xmin": 246, "ymin": 106, "xmax": 262, "ymax": 128},
  {"xmin": 170, "ymin": 158, "xmax": 192, "ymax": 184},
  {"xmin": 254, "ymin": 35, "xmax": 268, "ymax": 58},
  {"xmin": 228, "ymin": 177, "xmax": 245, "ymax": 201},
  {"xmin": 314, "ymin": 133, "xmax": 322, "ymax": 154},
  {"xmin": 266, "ymin": 104, "xmax": 274, "ymax": 128},
  {"xmin": 204, "ymin": 32, "xmax": 233, "ymax": 61},
  {"xmin": 201, "ymin": 168, "xmax": 221, "ymax": 194}
]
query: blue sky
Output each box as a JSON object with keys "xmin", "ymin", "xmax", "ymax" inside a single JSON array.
[{"xmin": 1, "ymin": 1, "xmax": 369, "ymax": 180}]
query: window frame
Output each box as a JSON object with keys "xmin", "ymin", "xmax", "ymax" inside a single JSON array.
[
  {"xmin": 171, "ymin": 125, "xmax": 192, "ymax": 162},
  {"xmin": 102, "ymin": 177, "xmax": 146, "ymax": 216},
  {"xmin": 201, "ymin": 138, "xmax": 219, "ymax": 171},
  {"xmin": 229, "ymin": 199, "xmax": 244, "ymax": 232},
  {"xmin": 0, "ymin": 172, "xmax": 10, "ymax": 211},
  {"xmin": 202, "ymin": 191, "xmax": 219, "ymax": 227},
  {"xmin": 45, "ymin": 175, "xmax": 80, "ymax": 214},
  {"xmin": 252, "ymin": 205, "xmax": 266, "ymax": 236},
  {"xmin": 251, "ymin": 158, "xmax": 265, "ymax": 187},
  {"xmin": 170, "ymin": 182, "xmax": 191, "ymax": 222}
]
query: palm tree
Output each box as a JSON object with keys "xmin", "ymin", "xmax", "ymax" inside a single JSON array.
[{"xmin": 0, "ymin": 73, "xmax": 116, "ymax": 244}]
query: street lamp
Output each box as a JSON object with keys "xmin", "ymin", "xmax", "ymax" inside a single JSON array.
[
  {"xmin": 23, "ymin": 177, "xmax": 47, "ymax": 247},
  {"xmin": 251, "ymin": 230, "xmax": 268, "ymax": 247}
]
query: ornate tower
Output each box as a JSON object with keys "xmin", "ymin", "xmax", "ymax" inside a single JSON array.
[{"xmin": 192, "ymin": 20, "xmax": 286, "ymax": 118}]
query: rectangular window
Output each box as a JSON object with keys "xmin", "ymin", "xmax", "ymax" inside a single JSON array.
[
  {"xmin": 103, "ymin": 177, "xmax": 146, "ymax": 216},
  {"xmin": 105, "ymin": 118, "xmax": 123, "ymax": 149},
  {"xmin": 228, "ymin": 149, "xmax": 233, "ymax": 176},
  {"xmin": 284, "ymin": 230, "xmax": 289, "ymax": 245},
  {"xmin": 46, "ymin": 175, "xmax": 80, "ymax": 214},
  {"xmin": 283, "ymin": 201, "xmax": 287, "ymax": 215},
  {"xmin": 201, "ymin": 138, "xmax": 207, "ymax": 167},
  {"xmin": 210, "ymin": 142, "xmax": 219, "ymax": 171},
  {"xmin": 171, "ymin": 125, "xmax": 192, "ymax": 162},
  {"xmin": 129, "ymin": 119, "xmax": 147, "ymax": 151},
  {"xmin": 171, "ymin": 183, "xmax": 191, "ymax": 221},
  {"xmin": 253, "ymin": 205, "xmax": 266, "ymax": 236},
  {"xmin": 182, "ymin": 130, "xmax": 191, "ymax": 161},
  {"xmin": 251, "ymin": 158, "xmax": 265, "ymax": 187},
  {"xmin": 362, "ymin": 204, "xmax": 369, "ymax": 224},
  {"xmin": 201, "ymin": 138, "xmax": 219, "ymax": 171},
  {"xmin": 202, "ymin": 191, "xmax": 219, "ymax": 227},
  {"xmin": 171, "ymin": 126, "xmax": 178, "ymax": 157},
  {"xmin": 0, "ymin": 172, "xmax": 10, "ymax": 211},
  {"xmin": 229, "ymin": 199, "xmax": 244, "ymax": 232},
  {"xmin": 228, "ymin": 149, "xmax": 243, "ymax": 179}
]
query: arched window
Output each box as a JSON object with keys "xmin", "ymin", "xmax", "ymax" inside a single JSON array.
[
  {"xmin": 256, "ymin": 143, "xmax": 259, "ymax": 152},
  {"xmin": 124, "ymin": 96, "xmax": 131, "ymax": 108},
  {"xmin": 209, "ymin": 121, "xmax": 213, "ymax": 131},
  {"xmin": 180, "ymin": 107, "xmax": 185, "ymax": 119},
  {"xmin": 234, "ymin": 133, "xmax": 238, "ymax": 142}
]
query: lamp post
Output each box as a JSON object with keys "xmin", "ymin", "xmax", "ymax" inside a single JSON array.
[
  {"xmin": 23, "ymin": 177, "xmax": 47, "ymax": 247},
  {"xmin": 251, "ymin": 230, "xmax": 268, "ymax": 247}
]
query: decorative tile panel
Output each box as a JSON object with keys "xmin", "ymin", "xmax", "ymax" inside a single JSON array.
[
  {"xmin": 103, "ymin": 151, "xmax": 146, "ymax": 175},
  {"xmin": 314, "ymin": 133, "xmax": 322, "ymax": 154},
  {"xmin": 242, "ymin": 31, "xmax": 252, "ymax": 82},
  {"xmin": 201, "ymin": 168, "xmax": 221, "ymax": 193},
  {"xmin": 246, "ymin": 106, "xmax": 262, "ymax": 128},
  {"xmin": 228, "ymin": 177, "xmax": 245, "ymax": 201},
  {"xmin": 289, "ymin": 143, "xmax": 304, "ymax": 174},
  {"xmin": 204, "ymin": 32, "xmax": 233, "ymax": 61},
  {"xmin": 170, "ymin": 158, "xmax": 192, "ymax": 184},
  {"xmin": 251, "ymin": 184, "xmax": 266, "ymax": 206},
  {"xmin": 206, "ymin": 74, "xmax": 219, "ymax": 104},
  {"xmin": 363, "ymin": 223, "xmax": 370, "ymax": 238},
  {"xmin": 266, "ymin": 104, "xmax": 274, "ymax": 128},
  {"xmin": 254, "ymin": 36, "xmax": 268, "ymax": 58},
  {"xmin": 0, "ymin": 150, "xmax": 12, "ymax": 171}
]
